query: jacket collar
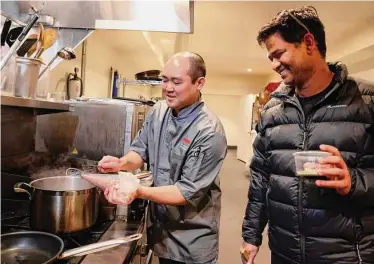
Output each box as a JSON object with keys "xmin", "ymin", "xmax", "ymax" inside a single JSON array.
[
  {"xmin": 271, "ymin": 61, "xmax": 348, "ymax": 100},
  {"xmin": 171, "ymin": 95, "xmax": 203, "ymax": 120}
]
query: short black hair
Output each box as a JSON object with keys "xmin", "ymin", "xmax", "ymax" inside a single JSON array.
[
  {"xmin": 188, "ymin": 52, "xmax": 206, "ymax": 83},
  {"xmin": 171, "ymin": 52, "xmax": 206, "ymax": 83},
  {"xmin": 257, "ymin": 6, "xmax": 327, "ymax": 58}
]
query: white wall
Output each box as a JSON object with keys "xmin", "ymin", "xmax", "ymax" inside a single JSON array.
[
  {"xmin": 48, "ymin": 32, "xmax": 271, "ymax": 154},
  {"xmin": 237, "ymin": 94, "xmax": 257, "ymax": 163},
  {"xmin": 201, "ymin": 74, "xmax": 267, "ymax": 147},
  {"xmin": 203, "ymin": 94, "xmax": 240, "ymax": 147},
  {"xmin": 151, "ymin": 86, "xmax": 163, "ymax": 98},
  {"xmin": 265, "ymin": 71, "xmax": 281, "ymax": 84},
  {"xmin": 121, "ymin": 85, "xmax": 152, "ymax": 99},
  {"xmin": 203, "ymin": 74, "xmax": 266, "ymax": 96},
  {"xmin": 49, "ymin": 31, "xmax": 139, "ymax": 99},
  {"xmin": 48, "ymin": 44, "xmax": 83, "ymax": 94},
  {"xmin": 328, "ymin": 20, "xmax": 374, "ymax": 82},
  {"xmin": 84, "ymin": 32, "xmax": 132, "ymax": 98},
  {"xmin": 328, "ymin": 21, "xmax": 374, "ymax": 62},
  {"xmin": 352, "ymin": 69, "xmax": 374, "ymax": 82}
]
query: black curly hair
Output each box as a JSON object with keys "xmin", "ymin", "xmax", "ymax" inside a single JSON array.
[{"xmin": 257, "ymin": 6, "xmax": 327, "ymax": 58}]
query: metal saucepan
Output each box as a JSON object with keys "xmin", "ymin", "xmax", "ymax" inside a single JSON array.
[
  {"xmin": 14, "ymin": 176, "xmax": 99, "ymax": 233},
  {"xmin": 1, "ymin": 231, "xmax": 142, "ymax": 263},
  {"xmin": 135, "ymin": 70, "xmax": 161, "ymax": 81}
]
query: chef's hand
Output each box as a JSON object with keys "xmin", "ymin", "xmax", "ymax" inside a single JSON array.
[
  {"xmin": 316, "ymin": 144, "xmax": 352, "ymax": 195},
  {"xmin": 98, "ymin": 155, "xmax": 124, "ymax": 173},
  {"xmin": 241, "ymin": 241, "xmax": 259, "ymax": 264},
  {"xmin": 104, "ymin": 185, "xmax": 139, "ymax": 205}
]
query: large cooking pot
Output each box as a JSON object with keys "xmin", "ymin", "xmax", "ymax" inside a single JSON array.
[{"xmin": 14, "ymin": 176, "xmax": 99, "ymax": 233}]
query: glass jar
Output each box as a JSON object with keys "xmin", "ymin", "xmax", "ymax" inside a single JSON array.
[{"xmin": 36, "ymin": 65, "xmax": 50, "ymax": 99}]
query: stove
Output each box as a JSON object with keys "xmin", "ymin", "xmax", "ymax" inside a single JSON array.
[
  {"xmin": 1, "ymin": 199, "xmax": 113, "ymax": 264},
  {"xmin": 0, "ymin": 153, "xmax": 147, "ymax": 264}
]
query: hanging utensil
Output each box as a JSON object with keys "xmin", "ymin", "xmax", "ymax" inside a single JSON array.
[
  {"xmin": 28, "ymin": 23, "xmax": 44, "ymax": 57},
  {"xmin": 1, "ymin": 19, "xmax": 12, "ymax": 47},
  {"xmin": 0, "ymin": 13, "xmax": 39, "ymax": 70},
  {"xmin": 33, "ymin": 23, "xmax": 44, "ymax": 58},
  {"xmin": 38, "ymin": 47, "xmax": 76, "ymax": 78},
  {"xmin": 5, "ymin": 27, "xmax": 24, "ymax": 47},
  {"xmin": 16, "ymin": 34, "xmax": 37, "ymax": 57},
  {"xmin": 34, "ymin": 28, "xmax": 58, "ymax": 59},
  {"xmin": 26, "ymin": 29, "xmax": 42, "ymax": 57}
]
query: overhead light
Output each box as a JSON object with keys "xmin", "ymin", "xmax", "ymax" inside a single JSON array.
[{"xmin": 247, "ymin": 68, "xmax": 252, "ymax": 72}]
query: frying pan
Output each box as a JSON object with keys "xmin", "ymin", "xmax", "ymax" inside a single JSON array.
[{"xmin": 1, "ymin": 231, "xmax": 142, "ymax": 263}]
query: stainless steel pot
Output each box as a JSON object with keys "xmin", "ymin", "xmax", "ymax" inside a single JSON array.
[
  {"xmin": 14, "ymin": 57, "xmax": 43, "ymax": 98},
  {"xmin": 14, "ymin": 176, "xmax": 99, "ymax": 233}
]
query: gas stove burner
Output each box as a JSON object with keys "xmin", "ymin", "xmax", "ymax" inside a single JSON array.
[
  {"xmin": 1, "ymin": 200, "xmax": 113, "ymax": 264},
  {"xmin": 2, "ymin": 211, "xmax": 16, "ymax": 218},
  {"xmin": 1, "ymin": 200, "xmax": 30, "ymax": 222}
]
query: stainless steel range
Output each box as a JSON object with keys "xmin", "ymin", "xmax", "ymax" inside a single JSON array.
[
  {"xmin": 1, "ymin": 199, "xmax": 113, "ymax": 264},
  {"xmin": 1, "ymin": 96, "xmax": 150, "ymax": 264},
  {"xmin": 1, "ymin": 153, "xmax": 148, "ymax": 264},
  {"xmin": 1, "ymin": 154, "xmax": 113, "ymax": 264}
]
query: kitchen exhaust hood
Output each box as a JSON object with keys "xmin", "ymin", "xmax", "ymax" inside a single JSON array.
[{"xmin": 1, "ymin": 0, "xmax": 194, "ymax": 33}]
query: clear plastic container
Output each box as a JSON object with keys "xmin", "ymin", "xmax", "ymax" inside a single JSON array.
[
  {"xmin": 117, "ymin": 172, "xmax": 140, "ymax": 221},
  {"xmin": 118, "ymin": 172, "xmax": 140, "ymax": 201},
  {"xmin": 293, "ymin": 151, "xmax": 332, "ymax": 176}
]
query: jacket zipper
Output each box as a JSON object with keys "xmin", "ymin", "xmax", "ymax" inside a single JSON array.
[
  {"xmin": 271, "ymin": 81, "xmax": 342, "ymax": 264},
  {"xmin": 300, "ymin": 115, "xmax": 311, "ymax": 264},
  {"xmin": 282, "ymin": 97, "xmax": 307, "ymax": 264},
  {"xmin": 353, "ymin": 215, "xmax": 363, "ymax": 264},
  {"xmin": 356, "ymin": 243, "xmax": 363, "ymax": 263}
]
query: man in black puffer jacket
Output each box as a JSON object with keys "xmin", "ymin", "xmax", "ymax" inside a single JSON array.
[{"xmin": 241, "ymin": 6, "xmax": 374, "ymax": 264}]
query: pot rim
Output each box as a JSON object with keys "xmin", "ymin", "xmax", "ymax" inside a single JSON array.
[{"xmin": 29, "ymin": 176, "xmax": 96, "ymax": 192}]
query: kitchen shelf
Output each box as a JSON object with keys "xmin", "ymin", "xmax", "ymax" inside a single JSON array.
[
  {"xmin": 1, "ymin": 11, "xmax": 27, "ymax": 26},
  {"xmin": 118, "ymin": 79, "xmax": 162, "ymax": 86},
  {"xmin": 1, "ymin": 94, "xmax": 70, "ymax": 113}
]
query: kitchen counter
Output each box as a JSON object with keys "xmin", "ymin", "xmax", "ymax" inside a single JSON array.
[
  {"xmin": 1, "ymin": 95, "xmax": 70, "ymax": 113},
  {"xmin": 80, "ymin": 218, "xmax": 145, "ymax": 264}
]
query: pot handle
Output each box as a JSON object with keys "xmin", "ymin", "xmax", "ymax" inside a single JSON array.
[
  {"xmin": 59, "ymin": 233, "xmax": 142, "ymax": 259},
  {"xmin": 66, "ymin": 168, "xmax": 83, "ymax": 177},
  {"xmin": 14, "ymin": 182, "xmax": 33, "ymax": 200}
]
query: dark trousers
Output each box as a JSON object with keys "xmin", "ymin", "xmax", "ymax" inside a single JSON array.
[
  {"xmin": 158, "ymin": 257, "xmax": 217, "ymax": 264},
  {"xmin": 271, "ymin": 253, "xmax": 293, "ymax": 264},
  {"xmin": 158, "ymin": 258, "xmax": 185, "ymax": 264}
]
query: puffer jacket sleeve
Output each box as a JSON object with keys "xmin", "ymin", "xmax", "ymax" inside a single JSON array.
[
  {"xmin": 242, "ymin": 125, "xmax": 270, "ymax": 246},
  {"xmin": 350, "ymin": 168, "xmax": 374, "ymax": 207},
  {"xmin": 349, "ymin": 95, "xmax": 374, "ymax": 207}
]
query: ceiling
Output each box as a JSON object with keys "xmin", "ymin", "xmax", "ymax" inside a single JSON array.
[{"xmin": 97, "ymin": 1, "xmax": 374, "ymax": 78}]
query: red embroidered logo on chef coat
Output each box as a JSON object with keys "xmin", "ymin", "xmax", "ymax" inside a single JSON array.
[{"xmin": 180, "ymin": 138, "xmax": 191, "ymax": 152}]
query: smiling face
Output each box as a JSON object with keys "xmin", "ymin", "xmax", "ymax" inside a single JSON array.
[
  {"xmin": 265, "ymin": 32, "xmax": 314, "ymax": 87},
  {"xmin": 161, "ymin": 55, "xmax": 205, "ymax": 112}
]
